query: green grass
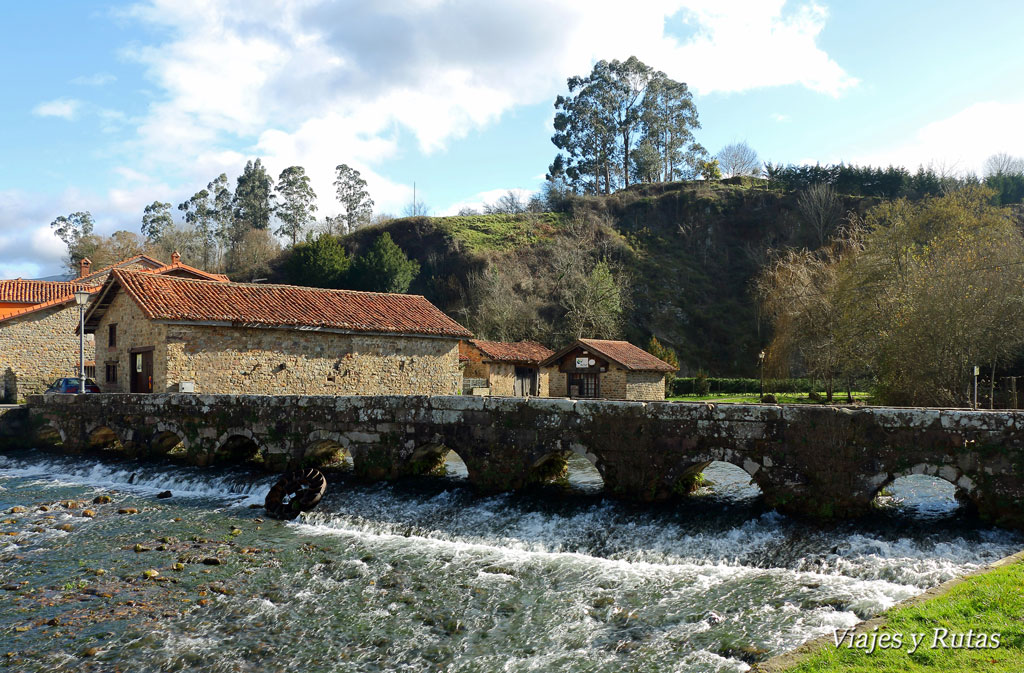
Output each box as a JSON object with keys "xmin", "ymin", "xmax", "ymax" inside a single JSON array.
[
  {"xmin": 430, "ymin": 212, "xmax": 567, "ymax": 253},
  {"xmin": 779, "ymin": 559, "xmax": 1024, "ymax": 672},
  {"xmin": 667, "ymin": 392, "xmax": 873, "ymax": 405}
]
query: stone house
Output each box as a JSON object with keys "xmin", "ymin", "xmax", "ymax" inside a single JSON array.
[
  {"xmin": 459, "ymin": 339, "xmax": 555, "ymax": 396},
  {"xmin": 83, "ymin": 269, "xmax": 472, "ymax": 396},
  {"xmin": 541, "ymin": 338, "xmax": 676, "ymax": 401},
  {"xmin": 0, "ymin": 253, "xmax": 226, "ymax": 401}
]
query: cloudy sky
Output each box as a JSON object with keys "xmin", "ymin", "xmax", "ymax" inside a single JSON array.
[{"xmin": 3, "ymin": 0, "xmax": 1024, "ymax": 278}]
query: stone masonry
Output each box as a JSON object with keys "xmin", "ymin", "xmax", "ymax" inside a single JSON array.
[
  {"xmin": 0, "ymin": 304, "xmax": 94, "ymax": 401},
  {"xmin": 20, "ymin": 394, "xmax": 1024, "ymax": 528},
  {"xmin": 94, "ymin": 289, "xmax": 461, "ymax": 396}
]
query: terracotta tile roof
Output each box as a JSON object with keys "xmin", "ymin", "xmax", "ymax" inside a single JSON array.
[
  {"xmin": 146, "ymin": 262, "xmax": 231, "ymax": 283},
  {"xmin": 0, "ymin": 279, "xmax": 94, "ymax": 304},
  {"xmin": 540, "ymin": 339, "xmax": 676, "ymax": 372},
  {"xmin": 0, "ymin": 287, "xmax": 101, "ymax": 323},
  {"xmin": 92, "ymin": 270, "xmax": 472, "ymax": 338},
  {"xmin": 469, "ymin": 339, "xmax": 554, "ymax": 365},
  {"xmin": 76, "ymin": 254, "xmax": 166, "ymax": 283}
]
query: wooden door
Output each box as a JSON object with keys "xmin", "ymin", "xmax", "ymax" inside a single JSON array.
[
  {"xmin": 514, "ymin": 366, "xmax": 536, "ymax": 396},
  {"xmin": 131, "ymin": 351, "xmax": 154, "ymax": 393}
]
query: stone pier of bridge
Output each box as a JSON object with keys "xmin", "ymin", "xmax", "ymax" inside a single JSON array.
[{"xmin": 7, "ymin": 394, "xmax": 1024, "ymax": 527}]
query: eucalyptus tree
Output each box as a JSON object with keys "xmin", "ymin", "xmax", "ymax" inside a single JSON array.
[
  {"xmin": 141, "ymin": 201, "xmax": 174, "ymax": 245},
  {"xmin": 333, "ymin": 164, "xmax": 374, "ymax": 233},
  {"xmin": 274, "ymin": 165, "xmax": 317, "ymax": 246}
]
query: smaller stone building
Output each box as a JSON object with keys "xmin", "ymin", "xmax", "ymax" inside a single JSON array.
[
  {"xmin": 459, "ymin": 339, "xmax": 555, "ymax": 396},
  {"xmin": 541, "ymin": 338, "xmax": 676, "ymax": 401},
  {"xmin": 83, "ymin": 270, "xmax": 472, "ymax": 396},
  {"xmin": 0, "ymin": 253, "xmax": 226, "ymax": 401}
]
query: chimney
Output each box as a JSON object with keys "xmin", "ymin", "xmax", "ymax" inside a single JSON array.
[
  {"xmin": 79, "ymin": 258, "xmax": 92, "ymax": 278},
  {"xmin": 171, "ymin": 251, "xmax": 181, "ymax": 266}
]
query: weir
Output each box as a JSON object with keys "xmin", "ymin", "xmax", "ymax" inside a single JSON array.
[{"xmin": 8, "ymin": 394, "xmax": 1024, "ymax": 527}]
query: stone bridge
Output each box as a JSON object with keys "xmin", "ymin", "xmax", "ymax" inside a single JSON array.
[{"xmin": 13, "ymin": 393, "xmax": 1024, "ymax": 527}]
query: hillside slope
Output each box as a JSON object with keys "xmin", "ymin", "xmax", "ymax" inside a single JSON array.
[{"xmin": 272, "ymin": 180, "xmax": 882, "ymax": 376}]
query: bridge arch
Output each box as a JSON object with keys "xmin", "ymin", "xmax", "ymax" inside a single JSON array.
[
  {"xmin": 35, "ymin": 421, "xmax": 66, "ymax": 448},
  {"xmin": 214, "ymin": 429, "xmax": 263, "ymax": 465},
  {"xmin": 303, "ymin": 430, "xmax": 352, "ymax": 469},
  {"xmin": 150, "ymin": 422, "xmax": 190, "ymax": 456},
  {"xmin": 527, "ymin": 443, "xmax": 608, "ymax": 491},
  {"xmin": 872, "ymin": 463, "xmax": 976, "ymax": 512},
  {"xmin": 86, "ymin": 423, "xmax": 123, "ymax": 451},
  {"xmin": 673, "ymin": 448, "xmax": 770, "ymax": 498}
]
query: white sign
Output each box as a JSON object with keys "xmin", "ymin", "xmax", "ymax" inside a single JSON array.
[
  {"xmin": 974, "ymin": 366, "xmax": 980, "ymax": 376},
  {"xmin": 575, "ymin": 357, "xmax": 590, "ymax": 369}
]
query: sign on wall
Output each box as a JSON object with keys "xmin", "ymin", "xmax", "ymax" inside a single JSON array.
[{"xmin": 575, "ymin": 357, "xmax": 590, "ymax": 369}]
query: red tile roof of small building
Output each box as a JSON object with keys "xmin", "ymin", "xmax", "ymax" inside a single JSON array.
[
  {"xmin": 0, "ymin": 279, "xmax": 94, "ymax": 304},
  {"xmin": 469, "ymin": 339, "xmax": 554, "ymax": 365},
  {"xmin": 94, "ymin": 270, "xmax": 472, "ymax": 338},
  {"xmin": 76, "ymin": 254, "xmax": 166, "ymax": 283},
  {"xmin": 540, "ymin": 338, "xmax": 677, "ymax": 372},
  {"xmin": 0, "ymin": 286, "xmax": 102, "ymax": 323}
]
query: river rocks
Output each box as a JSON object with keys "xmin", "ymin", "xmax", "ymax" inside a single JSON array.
[
  {"xmin": 81, "ymin": 646, "xmax": 101, "ymax": 657},
  {"xmin": 57, "ymin": 523, "xmax": 74, "ymax": 532},
  {"xmin": 93, "ymin": 495, "xmax": 112, "ymax": 504},
  {"xmin": 8, "ymin": 506, "xmax": 26, "ymax": 514},
  {"xmin": 37, "ymin": 505, "xmax": 50, "ymax": 512},
  {"xmin": 118, "ymin": 508, "xmax": 138, "ymax": 515},
  {"xmin": 142, "ymin": 569, "xmax": 159, "ymax": 579},
  {"xmin": 61, "ymin": 500, "xmax": 79, "ymax": 509},
  {"xmin": 156, "ymin": 491, "xmax": 172, "ymax": 499},
  {"xmin": 201, "ymin": 557, "xmax": 222, "ymax": 566},
  {"xmin": 134, "ymin": 544, "xmax": 151, "ymax": 553},
  {"xmin": 229, "ymin": 528, "xmax": 242, "ymax": 536},
  {"xmin": 81, "ymin": 510, "xmax": 96, "ymax": 518},
  {"xmin": 172, "ymin": 563, "xmax": 185, "ymax": 571}
]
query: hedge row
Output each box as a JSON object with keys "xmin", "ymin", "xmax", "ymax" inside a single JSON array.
[{"xmin": 668, "ymin": 377, "xmax": 818, "ymax": 397}]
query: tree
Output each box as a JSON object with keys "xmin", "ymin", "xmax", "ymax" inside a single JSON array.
[
  {"xmin": 716, "ymin": 142, "xmax": 760, "ymax": 177},
  {"xmin": 233, "ymin": 158, "xmax": 275, "ymax": 236},
  {"xmin": 141, "ymin": 201, "xmax": 174, "ymax": 244},
  {"xmin": 229, "ymin": 228, "xmax": 280, "ymax": 282},
  {"xmin": 796, "ymin": 183, "xmax": 844, "ymax": 247},
  {"xmin": 275, "ymin": 166, "xmax": 317, "ymax": 246},
  {"xmin": 349, "ymin": 233, "xmax": 420, "ymax": 293},
  {"xmin": 983, "ymin": 152, "xmax": 1024, "ymax": 177},
  {"xmin": 333, "ymin": 164, "xmax": 374, "ymax": 233},
  {"xmin": 631, "ymin": 141, "xmax": 662, "ymax": 184},
  {"xmin": 402, "ymin": 197, "xmax": 429, "ymax": 218},
  {"xmin": 50, "ymin": 211, "xmax": 95, "ymax": 272},
  {"xmin": 759, "ymin": 187, "xmax": 1024, "ymax": 406},
  {"xmin": 484, "ymin": 191, "xmax": 527, "ymax": 215},
  {"xmin": 646, "ymin": 337, "xmax": 679, "ymax": 370},
  {"xmin": 178, "ymin": 189, "xmax": 217, "ymax": 269},
  {"xmin": 697, "ymin": 158, "xmax": 721, "ymax": 180},
  {"xmin": 283, "ymin": 234, "xmax": 350, "ymax": 288},
  {"xmin": 640, "ymin": 74, "xmax": 702, "ymax": 181}
]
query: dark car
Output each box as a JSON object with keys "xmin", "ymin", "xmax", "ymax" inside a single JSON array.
[{"xmin": 44, "ymin": 378, "xmax": 101, "ymax": 394}]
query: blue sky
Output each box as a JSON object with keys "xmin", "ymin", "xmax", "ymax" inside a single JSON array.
[{"xmin": 3, "ymin": 0, "xmax": 1024, "ymax": 277}]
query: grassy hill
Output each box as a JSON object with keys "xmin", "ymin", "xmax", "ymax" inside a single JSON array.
[{"xmin": 272, "ymin": 179, "xmax": 883, "ymax": 376}]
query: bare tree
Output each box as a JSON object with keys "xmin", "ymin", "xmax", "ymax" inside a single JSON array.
[
  {"xmin": 796, "ymin": 183, "xmax": 844, "ymax": 247},
  {"xmin": 983, "ymin": 152, "xmax": 1024, "ymax": 177},
  {"xmin": 716, "ymin": 142, "xmax": 760, "ymax": 177}
]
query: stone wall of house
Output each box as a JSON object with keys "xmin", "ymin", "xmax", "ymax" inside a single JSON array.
[
  {"xmin": 488, "ymin": 363, "xmax": 515, "ymax": 396},
  {"xmin": 162, "ymin": 324, "xmax": 461, "ymax": 396},
  {"xmin": 460, "ymin": 343, "xmax": 490, "ymax": 380},
  {"xmin": 626, "ymin": 371, "xmax": 667, "ymax": 401},
  {"xmin": 0, "ymin": 304, "xmax": 95, "ymax": 401},
  {"xmin": 94, "ymin": 292, "xmax": 168, "ymax": 392},
  {"xmin": 549, "ymin": 368, "xmax": 567, "ymax": 397},
  {"xmin": 599, "ymin": 365, "xmax": 628, "ymax": 399}
]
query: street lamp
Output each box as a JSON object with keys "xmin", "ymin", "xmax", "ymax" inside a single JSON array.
[
  {"xmin": 74, "ymin": 290, "xmax": 91, "ymax": 394},
  {"xmin": 758, "ymin": 350, "xmax": 766, "ymax": 400}
]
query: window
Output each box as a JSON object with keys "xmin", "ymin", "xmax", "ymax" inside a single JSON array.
[
  {"xmin": 108, "ymin": 324, "xmax": 117, "ymax": 348},
  {"xmin": 84, "ymin": 365, "xmax": 96, "ymax": 379},
  {"xmin": 105, "ymin": 363, "xmax": 118, "ymax": 384},
  {"xmin": 568, "ymin": 373, "xmax": 599, "ymax": 398}
]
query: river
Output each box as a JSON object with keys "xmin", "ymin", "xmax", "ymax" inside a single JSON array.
[{"xmin": 0, "ymin": 448, "xmax": 1019, "ymax": 672}]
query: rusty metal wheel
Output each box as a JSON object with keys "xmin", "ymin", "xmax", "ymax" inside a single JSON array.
[{"xmin": 264, "ymin": 468, "xmax": 327, "ymax": 520}]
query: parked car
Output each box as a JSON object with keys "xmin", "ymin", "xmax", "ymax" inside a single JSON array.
[{"xmin": 44, "ymin": 378, "xmax": 101, "ymax": 394}]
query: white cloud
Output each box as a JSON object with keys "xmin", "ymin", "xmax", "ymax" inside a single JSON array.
[
  {"xmin": 771, "ymin": 113, "xmax": 791, "ymax": 122},
  {"xmin": 71, "ymin": 72, "xmax": 116, "ymax": 86},
  {"xmin": 5, "ymin": 0, "xmax": 854, "ymax": 275},
  {"xmin": 32, "ymin": 98, "xmax": 82, "ymax": 120},
  {"xmin": 844, "ymin": 100, "xmax": 1024, "ymax": 175}
]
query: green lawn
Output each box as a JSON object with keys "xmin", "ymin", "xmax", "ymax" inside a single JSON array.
[
  {"xmin": 773, "ymin": 558, "xmax": 1024, "ymax": 672},
  {"xmin": 666, "ymin": 392, "xmax": 873, "ymax": 405}
]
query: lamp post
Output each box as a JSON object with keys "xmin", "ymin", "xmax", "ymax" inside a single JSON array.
[
  {"xmin": 74, "ymin": 290, "xmax": 91, "ymax": 394},
  {"xmin": 758, "ymin": 350, "xmax": 766, "ymax": 400}
]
